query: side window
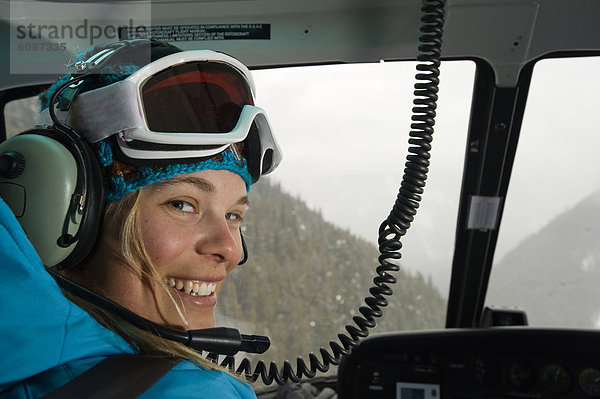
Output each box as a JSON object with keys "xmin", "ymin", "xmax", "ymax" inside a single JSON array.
[
  {"xmin": 487, "ymin": 56, "xmax": 600, "ymax": 328},
  {"xmin": 4, "ymin": 95, "xmax": 40, "ymax": 138}
]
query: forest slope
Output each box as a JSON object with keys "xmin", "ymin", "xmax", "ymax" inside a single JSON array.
[{"xmin": 219, "ymin": 179, "xmax": 446, "ymax": 362}]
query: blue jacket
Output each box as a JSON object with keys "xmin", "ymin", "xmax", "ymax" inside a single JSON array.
[{"xmin": 0, "ymin": 198, "xmax": 256, "ymax": 398}]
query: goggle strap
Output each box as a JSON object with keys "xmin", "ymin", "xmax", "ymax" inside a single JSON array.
[
  {"xmin": 57, "ymin": 80, "xmax": 85, "ymax": 111},
  {"xmin": 68, "ymin": 80, "xmax": 142, "ymax": 143},
  {"xmin": 73, "ymin": 40, "xmax": 149, "ymax": 73},
  {"xmin": 84, "ymin": 48, "xmax": 115, "ymax": 69}
]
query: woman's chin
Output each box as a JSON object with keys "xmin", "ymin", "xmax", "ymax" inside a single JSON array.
[
  {"xmin": 183, "ymin": 312, "xmax": 216, "ymax": 331},
  {"xmin": 186, "ymin": 321, "xmax": 215, "ymax": 330}
]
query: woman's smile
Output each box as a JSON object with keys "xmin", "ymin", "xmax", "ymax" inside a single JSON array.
[
  {"xmin": 163, "ymin": 277, "xmax": 218, "ymax": 297},
  {"xmin": 164, "ymin": 277, "xmax": 220, "ymax": 307}
]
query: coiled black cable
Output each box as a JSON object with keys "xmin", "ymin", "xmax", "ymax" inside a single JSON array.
[{"xmin": 210, "ymin": 0, "xmax": 447, "ymax": 385}]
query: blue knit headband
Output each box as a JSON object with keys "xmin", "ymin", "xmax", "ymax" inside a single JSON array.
[{"xmin": 95, "ymin": 139, "xmax": 252, "ymax": 202}]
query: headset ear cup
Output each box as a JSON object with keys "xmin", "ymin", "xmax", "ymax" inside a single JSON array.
[
  {"xmin": 60, "ymin": 134, "xmax": 104, "ymax": 269},
  {"xmin": 0, "ymin": 128, "xmax": 103, "ymax": 268}
]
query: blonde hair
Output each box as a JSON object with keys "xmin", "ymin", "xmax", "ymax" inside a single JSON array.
[{"xmin": 65, "ymin": 189, "xmax": 227, "ymax": 371}]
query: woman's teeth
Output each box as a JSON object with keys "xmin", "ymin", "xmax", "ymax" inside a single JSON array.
[{"xmin": 163, "ymin": 278, "xmax": 217, "ymax": 297}]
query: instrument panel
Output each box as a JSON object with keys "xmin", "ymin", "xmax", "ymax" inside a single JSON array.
[{"xmin": 337, "ymin": 328, "xmax": 600, "ymax": 398}]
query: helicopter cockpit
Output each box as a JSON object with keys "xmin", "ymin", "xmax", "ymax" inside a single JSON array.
[{"xmin": 1, "ymin": 1, "xmax": 600, "ymax": 398}]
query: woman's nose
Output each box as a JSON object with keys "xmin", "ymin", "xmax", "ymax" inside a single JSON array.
[{"xmin": 195, "ymin": 215, "xmax": 240, "ymax": 263}]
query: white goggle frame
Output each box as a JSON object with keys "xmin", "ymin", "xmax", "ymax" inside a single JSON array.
[{"xmin": 44, "ymin": 50, "xmax": 281, "ymax": 176}]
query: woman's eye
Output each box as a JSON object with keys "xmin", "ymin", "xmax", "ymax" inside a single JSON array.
[
  {"xmin": 168, "ymin": 200, "xmax": 195, "ymax": 213},
  {"xmin": 226, "ymin": 213, "xmax": 245, "ymax": 224}
]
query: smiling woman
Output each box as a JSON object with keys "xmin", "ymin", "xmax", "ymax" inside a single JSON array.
[
  {"xmin": 74, "ymin": 169, "xmax": 249, "ymax": 331},
  {"xmin": 0, "ymin": 39, "xmax": 280, "ymax": 398}
]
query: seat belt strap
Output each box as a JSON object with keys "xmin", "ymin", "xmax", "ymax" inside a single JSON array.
[{"xmin": 42, "ymin": 354, "xmax": 180, "ymax": 399}]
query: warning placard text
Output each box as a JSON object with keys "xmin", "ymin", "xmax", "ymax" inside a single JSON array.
[{"xmin": 120, "ymin": 24, "xmax": 270, "ymax": 41}]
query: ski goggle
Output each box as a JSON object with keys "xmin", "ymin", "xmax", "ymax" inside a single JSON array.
[{"xmin": 61, "ymin": 50, "xmax": 281, "ymax": 181}]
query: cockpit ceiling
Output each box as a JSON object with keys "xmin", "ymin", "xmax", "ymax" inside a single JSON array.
[{"xmin": 1, "ymin": 0, "xmax": 599, "ymax": 89}]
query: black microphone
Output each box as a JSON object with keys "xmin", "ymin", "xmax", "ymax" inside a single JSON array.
[{"xmin": 47, "ymin": 268, "xmax": 270, "ymax": 356}]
